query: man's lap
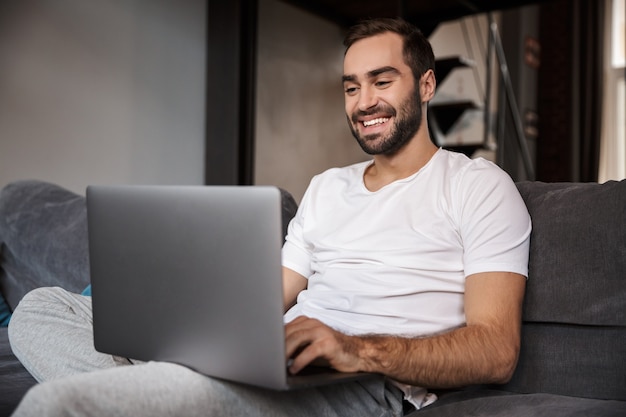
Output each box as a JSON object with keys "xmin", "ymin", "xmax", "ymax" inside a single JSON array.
[
  {"xmin": 13, "ymin": 361, "xmax": 403, "ymax": 417},
  {"xmin": 8, "ymin": 287, "xmax": 404, "ymax": 416},
  {"xmin": 8, "ymin": 287, "xmax": 129, "ymax": 382}
]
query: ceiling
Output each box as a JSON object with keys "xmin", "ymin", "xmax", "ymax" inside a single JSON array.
[{"xmin": 279, "ymin": 0, "xmax": 550, "ymax": 36}]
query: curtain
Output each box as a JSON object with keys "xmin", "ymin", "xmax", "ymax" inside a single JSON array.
[
  {"xmin": 575, "ymin": 0, "xmax": 605, "ymax": 182},
  {"xmin": 536, "ymin": 0, "xmax": 605, "ymax": 182}
]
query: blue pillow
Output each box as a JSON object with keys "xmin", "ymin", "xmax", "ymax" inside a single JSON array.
[
  {"xmin": 81, "ymin": 284, "xmax": 92, "ymax": 297},
  {"xmin": 0, "ymin": 295, "xmax": 11, "ymax": 327}
]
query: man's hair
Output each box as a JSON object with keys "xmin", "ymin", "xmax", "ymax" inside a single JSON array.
[{"xmin": 343, "ymin": 17, "xmax": 436, "ymax": 82}]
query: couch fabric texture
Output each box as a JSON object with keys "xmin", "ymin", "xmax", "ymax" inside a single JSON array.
[
  {"xmin": 0, "ymin": 178, "xmax": 624, "ymax": 416},
  {"xmin": 501, "ymin": 181, "xmax": 626, "ymax": 401}
]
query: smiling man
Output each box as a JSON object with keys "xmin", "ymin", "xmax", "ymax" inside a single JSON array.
[
  {"xmin": 343, "ymin": 38, "xmax": 426, "ymax": 157},
  {"xmin": 9, "ymin": 17, "xmax": 531, "ymax": 417},
  {"xmin": 281, "ymin": 18, "xmax": 531, "ymax": 410}
]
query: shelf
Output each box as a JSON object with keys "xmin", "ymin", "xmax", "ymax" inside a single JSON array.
[
  {"xmin": 442, "ymin": 144, "xmax": 484, "ymax": 157},
  {"xmin": 435, "ymin": 56, "xmax": 475, "ymax": 85},
  {"xmin": 429, "ymin": 100, "xmax": 479, "ymax": 135}
]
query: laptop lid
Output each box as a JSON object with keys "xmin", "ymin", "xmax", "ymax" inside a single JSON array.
[{"xmin": 87, "ymin": 185, "xmax": 379, "ymax": 390}]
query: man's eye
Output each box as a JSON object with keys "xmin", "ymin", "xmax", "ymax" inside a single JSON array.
[
  {"xmin": 376, "ymin": 81, "xmax": 391, "ymax": 88},
  {"xmin": 344, "ymin": 87, "xmax": 358, "ymax": 95}
]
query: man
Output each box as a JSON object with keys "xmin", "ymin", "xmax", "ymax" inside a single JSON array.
[{"xmin": 8, "ymin": 17, "xmax": 531, "ymax": 416}]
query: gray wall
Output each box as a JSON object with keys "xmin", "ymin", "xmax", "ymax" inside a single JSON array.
[
  {"xmin": 254, "ymin": 0, "xmax": 368, "ymax": 203},
  {"xmin": 0, "ymin": 0, "xmax": 366, "ymax": 202},
  {"xmin": 255, "ymin": 2, "xmax": 497, "ymax": 202},
  {"xmin": 0, "ymin": 0, "xmax": 206, "ymax": 195},
  {"xmin": 0, "ymin": 0, "xmax": 495, "ymax": 203}
]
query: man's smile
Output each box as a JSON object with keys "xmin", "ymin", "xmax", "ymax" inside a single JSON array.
[{"xmin": 362, "ymin": 117, "xmax": 390, "ymax": 127}]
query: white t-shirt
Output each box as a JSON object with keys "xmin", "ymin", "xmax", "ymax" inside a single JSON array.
[{"xmin": 282, "ymin": 148, "xmax": 531, "ymax": 337}]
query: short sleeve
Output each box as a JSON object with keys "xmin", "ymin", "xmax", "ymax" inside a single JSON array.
[
  {"xmin": 455, "ymin": 160, "xmax": 532, "ymax": 278},
  {"xmin": 281, "ymin": 181, "xmax": 315, "ymax": 279}
]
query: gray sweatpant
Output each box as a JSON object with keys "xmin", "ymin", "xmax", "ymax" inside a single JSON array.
[{"xmin": 8, "ymin": 287, "xmax": 404, "ymax": 417}]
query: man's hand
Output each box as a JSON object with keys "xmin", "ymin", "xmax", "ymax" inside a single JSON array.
[
  {"xmin": 283, "ymin": 272, "xmax": 526, "ymax": 388},
  {"xmin": 284, "ymin": 316, "xmax": 363, "ymax": 375}
]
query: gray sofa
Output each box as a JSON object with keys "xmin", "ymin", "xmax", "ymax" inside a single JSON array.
[{"xmin": 0, "ymin": 178, "xmax": 624, "ymax": 416}]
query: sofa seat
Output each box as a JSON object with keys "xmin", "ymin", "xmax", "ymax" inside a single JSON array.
[
  {"xmin": 1, "ymin": 178, "xmax": 625, "ymax": 416},
  {"xmin": 410, "ymin": 389, "xmax": 626, "ymax": 416},
  {"xmin": 0, "ymin": 327, "xmax": 35, "ymax": 416}
]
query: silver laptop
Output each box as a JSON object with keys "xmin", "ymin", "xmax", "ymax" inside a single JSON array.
[{"xmin": 86, "ymin": 185, "xmax": 379, "ymax": 390}]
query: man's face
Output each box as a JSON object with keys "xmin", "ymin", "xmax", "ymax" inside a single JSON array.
[{"xmin": 343, "ymin": 32, "xmax": 422, "ymax": 156}]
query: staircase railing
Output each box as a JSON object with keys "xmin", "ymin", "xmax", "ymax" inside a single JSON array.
[{"xmin": 484, "ymin": 12, "xmax": 536, "ymax": 180}]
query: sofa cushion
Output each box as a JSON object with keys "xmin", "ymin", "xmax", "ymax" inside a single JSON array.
[
  {"xmin": 515, "ymin": 180, "xmax": 626, "ymax": 326},
  {"xmin": 505, "ymin": 180, "xmax": 626, "ymax": 401},
  {"xmin": 0, "ymin": 180, "xmax": 90, "ymax": 310},
  {"xmin": 0, "ymin": 327, "xmax": 36, "ymax": 416},
  {"xmin": 500, "ymin": 322, "xmax": 626, "ymax": 401},
  {"xmin": 0, "ymin": 180, "xmax": 299, "ymax": 312}
]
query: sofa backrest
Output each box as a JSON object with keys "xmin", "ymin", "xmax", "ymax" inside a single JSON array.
[{"xmin": 498, "ymin": 180, "xmax": 626, "ymax": 401}]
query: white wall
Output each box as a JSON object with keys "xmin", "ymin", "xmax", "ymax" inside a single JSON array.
[{"xmin": 0, "ymin": 0, "xmax": 206, "ymax": 195}]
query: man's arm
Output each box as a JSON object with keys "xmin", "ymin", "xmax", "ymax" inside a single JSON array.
[
  {"xmin": 285, "ymin": 271, "xmax": 526, "ymax": 388},
  {"xmin": 283, "ymin": 267, "xmax": 307, "ymax": 312}
]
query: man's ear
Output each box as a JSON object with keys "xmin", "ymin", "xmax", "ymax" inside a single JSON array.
[{"xmin": 420, "ymin": 69, "xmax": 436, "ymax": 103}]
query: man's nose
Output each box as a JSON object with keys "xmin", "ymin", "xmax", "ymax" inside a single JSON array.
[{"xmin": 358, "ymin": 86, "xmax": 378, "ymax": 111}]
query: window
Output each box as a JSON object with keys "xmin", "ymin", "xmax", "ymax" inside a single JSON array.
[{"xmin": 599, "ymin": 0, "xmax": 626, "ymax": 182}]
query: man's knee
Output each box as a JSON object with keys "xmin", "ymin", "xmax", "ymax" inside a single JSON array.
[
  {"xmin": 10, "ymin": 287, "xmax": 68, "ymax": 318},
  {"xmin": 8, "ymin": 287, "xmax": 73, "ymax": 352}
]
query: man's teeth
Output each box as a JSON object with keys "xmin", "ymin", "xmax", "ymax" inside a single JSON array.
[{"xmin": 363, "ymin": 118, "xmax": 389, "ymax": 127}]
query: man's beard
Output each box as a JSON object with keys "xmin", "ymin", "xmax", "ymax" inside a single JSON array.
[{"xmin": 348, "ymin": 86, "xmax": 422, "ymax": 156}]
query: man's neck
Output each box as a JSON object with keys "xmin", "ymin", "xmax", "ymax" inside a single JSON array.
[{"xmin": 363, "ymin": 135, "xmax": 438, "ymax": 192}]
